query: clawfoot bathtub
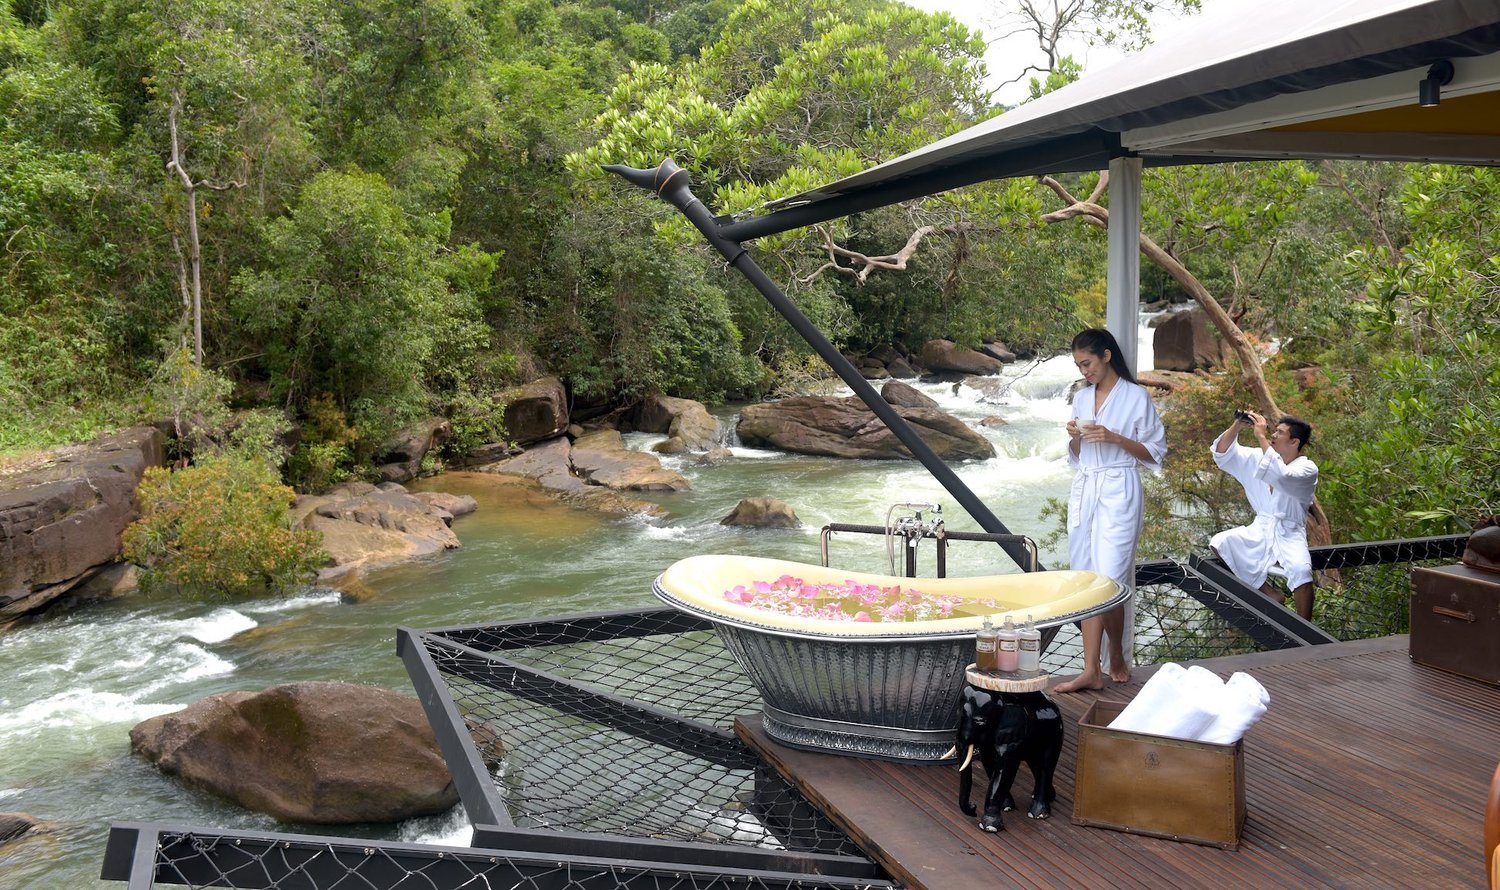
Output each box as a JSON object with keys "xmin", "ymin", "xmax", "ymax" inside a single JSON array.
[{"xmin": 653, "ymin": 554, "xmax": 1125, "ymax": 761}]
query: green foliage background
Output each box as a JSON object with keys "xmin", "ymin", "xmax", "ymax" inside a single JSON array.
[{"xmin": 1, "ymin": 0, "xmax": 1496, "ymax": 546}]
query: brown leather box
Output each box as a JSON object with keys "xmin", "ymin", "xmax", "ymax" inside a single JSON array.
[
  {"xmin": 1410, "ymin": 564, "xmax": 1500, "ymax": 685},
  {"xmin": 1072, "ymin": 699, "xmax": 1246, "ymax": 849}
]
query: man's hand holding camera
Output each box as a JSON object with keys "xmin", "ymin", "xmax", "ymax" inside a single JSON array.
[
  {"xmin": 1211, "ymin": 408, "xmax": 1319, "ymax": 620},
  {"xmin": 1232, "ymin": 409, "xmax": 1270, "ymax": 448}
]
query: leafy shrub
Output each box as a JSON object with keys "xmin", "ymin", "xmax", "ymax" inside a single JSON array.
[
  {"xmin": 224, "ymin": 408, "xmax": 294, "ymax": 469},
  {"xmin": 286, "ymin": 394, "xmax": 361, "ymax": 492},
  {"xmin": 123, "ymin": 456, "xmax": 325, "ymax": 598},
  {"xmin": 144, "ymin": 347, "xmax": 233, "ymax": 457},
  {"xmin": 444, "ymin": 388, "xmax": 509, "ymax": 460}
]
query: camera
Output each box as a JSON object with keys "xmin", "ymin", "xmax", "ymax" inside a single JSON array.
[{"xmin": 1234, "ymin": 409, "xmax": 1254, "ymax": 424}]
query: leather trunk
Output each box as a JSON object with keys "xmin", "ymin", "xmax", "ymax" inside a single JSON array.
[
  {"xmin": 1410, "ymin": 564, "xmax": 1500, "ymax": 685},
  {"xmin": 1072, "ymin": 699, "xmax": 1245, "ymax": 849}
]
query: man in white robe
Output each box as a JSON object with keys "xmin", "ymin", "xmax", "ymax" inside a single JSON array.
[{"xmin": 1210, "ymin": 412, "xmax": 1319, "ymax": 619}]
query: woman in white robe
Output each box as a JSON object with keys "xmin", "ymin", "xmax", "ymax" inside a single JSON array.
[{"xmin": 1053, "ymin": 329, "xmax": 1167, "ymax": 694}]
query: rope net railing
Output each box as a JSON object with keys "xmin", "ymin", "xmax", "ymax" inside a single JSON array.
[
  {"xmin": 416, "ymin": 621, "xmax": 863, "ymax": 857},
  {"xmin": 106, "ymin": 824, "xmax": 895, "ymax": 890},
  {"xmin": 442, "ymin": 617, "xmax": 761, "ymax": 732},
  {"xmin": 1305, "ymin": 535, "xmax": 1468, "ymax": 641},
  {"xmin": 1042, "ymin": 534, "xmax": 1468, "ymax": 669}
]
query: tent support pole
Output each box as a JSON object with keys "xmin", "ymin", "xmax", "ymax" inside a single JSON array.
[{"xmin": 1106, "ymin": 155, "xmax": 1143, "ymax": 370}]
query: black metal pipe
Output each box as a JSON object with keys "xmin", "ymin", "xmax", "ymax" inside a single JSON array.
[{"xmin": 604, "ymin": 159, "xmax": 1041, "ymax": 572}]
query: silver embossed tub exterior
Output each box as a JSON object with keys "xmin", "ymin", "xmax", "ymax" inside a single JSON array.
[{"xmin": 653, "ymin": 554, "xmax": 1126, "ymax": 762}]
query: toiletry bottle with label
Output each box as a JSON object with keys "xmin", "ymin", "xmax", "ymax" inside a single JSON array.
[
  {"xmin": 997, "ymin": 616, "xmax": 1020, "ymax": 672},
  {"xmin": 1018, "ymin": 614, "xmax": 1041, "ymax": 673},
  {"xmin": 975, "ymin": 616, "xmax": 998, "ymax": 671}
]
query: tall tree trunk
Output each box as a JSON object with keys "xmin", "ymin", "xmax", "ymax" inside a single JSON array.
[
  {"xmin": 165, "ymin": 87, "xmax": 244, "ymax": 368},
  {"xmin": 167, "ymin": 91, "xmax": 204, "ymax": 367}
]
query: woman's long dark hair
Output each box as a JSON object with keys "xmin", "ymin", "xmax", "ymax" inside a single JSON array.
[{"xmin": 1071, "ymin": 328, "xmax": 1136, "ymax": 384}]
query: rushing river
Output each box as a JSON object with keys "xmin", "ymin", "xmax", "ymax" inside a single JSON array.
[{"xmin": 0, "ymin": 331, "xmax": 1157, "ymax": 889}]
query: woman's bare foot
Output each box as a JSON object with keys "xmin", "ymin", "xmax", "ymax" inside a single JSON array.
[
  {"xmin": 1051, "ymin": 670, "xmax": 1106, "ymax": 693},
  {"xmin": 1106, "ymin": 647, "xmax": 1131, "ymax": 683}
]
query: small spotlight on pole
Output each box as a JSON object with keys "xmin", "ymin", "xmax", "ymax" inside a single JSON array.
[{"xmin": 1419, "ymin": 60, "xmax": 1454, "ymax": 107}]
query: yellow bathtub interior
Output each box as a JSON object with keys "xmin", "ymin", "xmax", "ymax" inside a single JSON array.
[{"xmin": 655, "ymin": 554, "xmax": 1123, "ymax": 637}]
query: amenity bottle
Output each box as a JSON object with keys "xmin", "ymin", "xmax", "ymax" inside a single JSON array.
[
  {"xmin": 1018, "ymin": 614, "xmax": 1041, "ymax": 673},
  {"xmin": 975, "ymin": 616, "xmax": 998, "ymax": 671},
  {"xmin": 997, "ymin": 616, "xmax": 1020, "ymax": 672}
]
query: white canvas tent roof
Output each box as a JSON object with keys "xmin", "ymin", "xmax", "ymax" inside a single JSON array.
[{"xmin": 739, "ymin": 0, "xmax": 1500, "ymax": 229}]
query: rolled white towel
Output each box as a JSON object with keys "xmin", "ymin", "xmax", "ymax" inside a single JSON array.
[
  {"xmin": 1183, "ymin": 665, "xmax": 1227, "ymax": 699},
  {"xmin": 1133, "ymin": 665, "xmax": 1219, "ymax": 739},
  {"xmin": 1227, "ymin": 671, "xmax": 1270, "ymax": 706},
  {"xmin": 1107, "ymin": 663, "xmax": 1217, "ymax": 740},
  {"xmin": 1108, "ymin": 663, "xmax": 1220, "ymax": 741},
  {"xmin": 1106, "ymin": 662, "xmax": 1185, "ymax": 734},
  {"xmin": 1197, "ymin": 672, "xmax": 1269, "ymax": 745}
]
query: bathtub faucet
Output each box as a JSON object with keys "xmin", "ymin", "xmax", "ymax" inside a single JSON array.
[{"xmin": 886, "ymin": 503, "xmax": 945, "ymax": 574}]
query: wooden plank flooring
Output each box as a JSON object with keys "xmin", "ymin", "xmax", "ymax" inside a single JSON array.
[{"xmin": 737, "ymin": 636, "xmax": 1498, "ymax": 889}]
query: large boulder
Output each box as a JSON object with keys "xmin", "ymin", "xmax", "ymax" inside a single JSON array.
[
  {"xmin": 630, "ymin": 394, "xmax": 721, "ymax": 451},
  {"xmin": 0, "ymin": 427, "xmax": 165, "ymax": 627},
  {"xmin": 48, "ymin": 563, "xmax": 140, "ymax": 614},
  {"xmin": 375, "ymin": 418, "xmax": 452, "ymax": 484},
  {"xmin": 721, "ymin": 497, "xmax": 801, "ymax": 528},
  {"xmin": 476, "ymin": 437, "xmax": 580, "ymax": 493},
  {"xmin": 979, "ymin": 339, "xmax": 1017, "ymax": 363},
  {"xmin": 292, "ymin": 483, "xmax": 462, "ymax": 581},
  {"xmin": 886, "ymin": 356, "xmax": 917, "ymax": 378},
  {"xmin": 1153, "ymin": 308, "xmax": 1224, "ymax": 372},
  {"xmin": 130, "ymin": 682, "xmax": 458, "ymax": 824},
  {"xmin": 473, "ymin": 437, "xmax": 668, "ymax": 517},
  {"xmin": 737, "ymin": 396, "xmax": 995, "ymax": 460},
  {"xmin": 503, "ymin": 377, "xmax": 569, "ymax": 446},
  {"xmin": 881, "ymin": 379, "xmax": 940, "ymax": 410},
  {"xmin": 410, "ymin": 490, "xmax": 478, "ymax": 518},
  {"xmin": 570, "ymin": 429, "xmax": 692, "ymax": 492},
  {"xmin": 919, "ymin": 339, "xmax": 1005, "ymax": 376},
  {"xmin": 0, "ymin": 812, "xmax": 38, "ymax": 843}
]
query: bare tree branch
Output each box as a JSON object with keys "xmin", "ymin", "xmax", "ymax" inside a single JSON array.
[{"xmin": 797, "ymin": 223, "xmax": 961, "ymax": 285}]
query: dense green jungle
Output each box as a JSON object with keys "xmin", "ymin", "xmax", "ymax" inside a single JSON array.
[{"xmin": 2, "ymin": 0, "xmax": 1496, "ymax": 572}]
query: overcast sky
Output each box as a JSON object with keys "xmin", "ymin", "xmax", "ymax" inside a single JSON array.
[{"xmin": 904, "ymin": 0, "xmax": 1254, "ymax": 104}]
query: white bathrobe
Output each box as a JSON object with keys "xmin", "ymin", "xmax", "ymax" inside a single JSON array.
[
  {"xmin": 1067, "ymin": 379, "xmax": 1167, "ymax": 664},
  {"xmin": 1210, "ymin": 442, "xmax": 1319, "ymax": 589}
]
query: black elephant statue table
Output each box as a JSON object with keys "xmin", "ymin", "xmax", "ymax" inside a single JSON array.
[{"xmin": 948, "ymin": 666, "xmax": 1063, "ymax": 833}]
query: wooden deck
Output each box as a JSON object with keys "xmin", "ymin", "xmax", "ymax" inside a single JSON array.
[{"xmin": 736, "ymin": 636, "xmax": 1498, "ymax": 889}]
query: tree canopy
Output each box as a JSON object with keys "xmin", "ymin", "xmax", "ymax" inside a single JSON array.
[{"xmin": 0, "ymin": 0, "xmax": 1493, "ymax": 538}]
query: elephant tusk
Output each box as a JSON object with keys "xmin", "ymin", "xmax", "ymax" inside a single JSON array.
[
  {"xmin": 941, "ymin": 745, "xmax": 956, "ymax": 760},
  {"xmin": 958, "ymin": 744, "xmax": 975, "ymax": 772}
]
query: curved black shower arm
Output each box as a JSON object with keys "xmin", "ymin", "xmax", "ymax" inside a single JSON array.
[{"xmin": 604, "ymin": 159, "xmax": 1043, "ymax": 573}]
